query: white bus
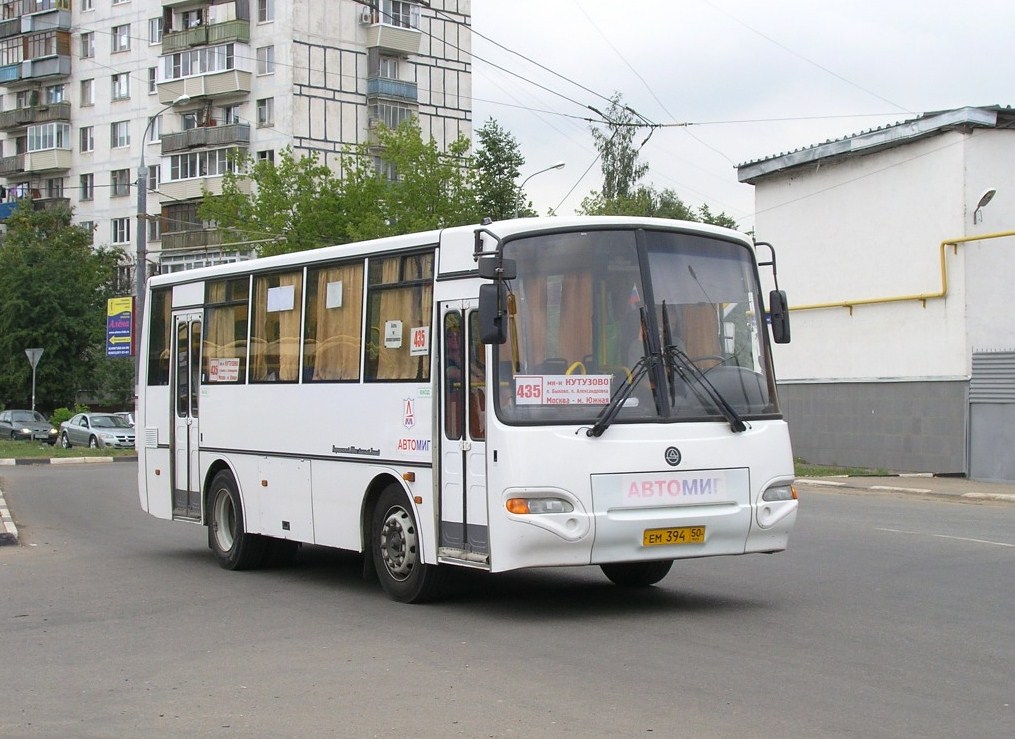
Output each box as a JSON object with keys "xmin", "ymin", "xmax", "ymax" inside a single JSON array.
[{"xmin": 137, "ymin": 216, "xmax": 797, "ymax": 602}]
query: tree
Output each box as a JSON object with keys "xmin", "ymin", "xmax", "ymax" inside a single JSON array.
[
  {"xmin": 0, "ymin": 204, "xmax": 124, "ymax": 411},
  {"xmin": 199, "ymin": 147, "xmax": 350, "ymax": 257},
  {"xmin": 473, "ymin": 118, "xmax": 526, "ymax": 221},
  {"xmin": 592, "ymin": 93, "xmax": 649, "ymax": 203}
]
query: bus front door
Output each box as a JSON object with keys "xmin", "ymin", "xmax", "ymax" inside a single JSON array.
[
  {"xmin": 438, "ymin": 303, "xmax": 490, "ymax": 564},
  {"xmin": 171, "ymin": 313, "xmax": 202, "ymax": 520}
]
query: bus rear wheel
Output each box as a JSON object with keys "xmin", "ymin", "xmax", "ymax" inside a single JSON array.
[
  {"xmin": 371, "ymin": 485, "xmax": 445, "ymax": 603},
  {"xmin": 208, "ymin": 471, "xmax": 266, "ymax": 570},
  {"xmin": 601, "ymin": 560, "xmax": 673, "ymax": 587}
]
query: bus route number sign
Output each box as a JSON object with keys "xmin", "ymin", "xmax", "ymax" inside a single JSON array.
[{"xmin": 514, "ymin": 375, "xmax": 543, "ymax": 404}]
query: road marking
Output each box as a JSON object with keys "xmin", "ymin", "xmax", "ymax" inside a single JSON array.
[
  {"xmin": 877, "ymin": 527, "xmax": 1015, "ymax": 548},
  {"xmin": 795, "ymin": 478, "xmax": 847, "ymax": 487}
]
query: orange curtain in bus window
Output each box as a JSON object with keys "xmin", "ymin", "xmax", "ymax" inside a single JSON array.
[
  {"xmin": 276, "ymin": 272, "xmax": 303, "ymax": 381},
  {"xmin": 376, "ymin": 258, "xmax": 432, "ymax": 380},
  {"xmin": 558, "ymin": 271, "xmax": 592, "ymax": 365},
  {"xmin": 309, "ymin": 263, "xmax": 363, "ymax": 381},
  {"xmin": 679, "ymin": 302, "xmax": 722, "ymax": 367}
]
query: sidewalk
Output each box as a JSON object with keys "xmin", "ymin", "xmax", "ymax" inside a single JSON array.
[{"xmin": 796, "ymin": 474, "xmax": 1015, "ymax": 504}]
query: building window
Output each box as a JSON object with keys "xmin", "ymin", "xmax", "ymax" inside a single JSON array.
[
  {"xmin": 80, "ymin": 31, "xmax": 94, "ymax": 59},
  {"xmin": 164, "ymin": 44, "xmax": 234, "ymax": 81},
  {"xmin": 148, "ymin": 216, "xmax": 161, "ymax": 242},
  {"xmin": 169, "ymin": 148, "xmax": 240, "ymax": 180},
  {"xmin": 148, "ymin": 67, "xmax": 157, "ymax": 94},
  {"xmin": 147, "ymin": 114, "xmax": 163, "ymax": 143},
  {"xmin": 112, "ymin": 0, "xmax": 129, "ymax": 5},
  {"xmin": 379, "ymin": 0, "xmax": 420, "ymax": 29},
  {"xmin": 258, "ymin": 0, "xmax": 274, "ymax": 22},
  {"xmin": 45, "ymin": 178, "xmax": 64, "ymax": 199},
  {"xmin": 379, "ymin": 55, "xmax": 398, "ymax": 79},
  {"xmin": 27, "ymin": 31, "xmax": 57, "ymax": 59},
  {"xmin": 27, "ymin": 122, "xmax": 70, "ymax": 152},
  {"xmin": 149, "ymin": 17, "xmax": 163, "ymax": 44},
  {"xmin": 110, "ymin": 120, "xmax": 130, "ymax": 148},
  {"xmin": 79, "ymin": 173, "xmax": 94, "ymax": 201},
  {"xmin": 44, "ymin": 84, "xmax": 64, "ymax": 104},
  {"xmin": 79, "ymin": 126, "xmax": 94, "ymax": 153},
  {"xmin": 257, "ymin": 149, "xmax": 275, "ymax": 164},
  {"xmin": 111, "ymin": 73, "xmax": 130, "ymax": 101},
  {"xmin": 256, "ymin": 98, "xmax": 274, "ymax": 126},
  {"xmin": 80, "ymin": 221, "xmax": 94, "ymax": 242},
  {"xmin": 147, "ymin": 164, "xmax": 160, "ymax": 191},
  {"xmin": 112, "ymin": 217, "xmax": 130, "ymax": 244},
  {"xmin": 219, "ymin": 105, "xmax": 240, "ymax": 124},
  {"xmin": 181, "ymin": 9, "xmax": 204, "ymax": 29},
  {"xmin": 80, "ymin": 79, "xmax": 94, "ymax": 106},
  {"xmin": 370, "ymin": 101, "xmax": 414, "ymax": 129},
  {"xmin": 111, "ymin": 169, "xmax": 131, "ymax": 197},
  {"xmin": 82, "ymin": 0, "xmax": 93, "ymax": 10},
  {"xmin": 256, "ymin": 45, "xmax": 274, "ymax": 75},
  {"xmin": 111, "ymin": 24, "xmax": 130, "ymax": 53}
]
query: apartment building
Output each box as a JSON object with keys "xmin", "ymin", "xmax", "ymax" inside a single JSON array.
[{"xmin": 0, "ymin": 0, "xmax": 472, "ymax": 273}]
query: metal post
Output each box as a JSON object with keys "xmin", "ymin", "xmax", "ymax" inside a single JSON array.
[
  {"xmin": 135, "ymin": 95, "xmax": 190, "ymax": 385},
  {"xmin": 513, "ymin": 161, "xmax": 565, "ymax": 218},
  {"xmin": 25, "ymin": 348, "xmax": 43, "ymax": 412}
]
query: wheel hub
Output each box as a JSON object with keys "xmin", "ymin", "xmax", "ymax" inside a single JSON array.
[{"xmin": 379, "ymin": 507, "xmax": 417, "ymax": 581}]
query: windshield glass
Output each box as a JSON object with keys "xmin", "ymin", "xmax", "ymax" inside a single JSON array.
[
  {"xmin": 92, "ymin": 415, "xmax": 131, "ymax": 429},
  {"xmin": 494, "ymin": 227, "xmax": 778, "ymax": 426},
  {"xmin": 12, "ymin": 411, "xmax": 46, "ymax": 423}
]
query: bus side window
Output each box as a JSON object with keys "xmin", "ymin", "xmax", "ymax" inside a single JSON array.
[
  {"xmin": 468, "ymin": 311, "xmax": 486, "ymax": 441},
  {"xmin": 444, "ymin": 311, "xmax": 464, "ymax": 440}
]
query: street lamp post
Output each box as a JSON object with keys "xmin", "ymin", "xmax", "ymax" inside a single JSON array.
[
  {"xmin": 513, "ymin": 161, "xmax": 565, "ymax": 218},
  {"xmin": 135, "ymin": 94, "xmax": 190, "ymax": 375}
]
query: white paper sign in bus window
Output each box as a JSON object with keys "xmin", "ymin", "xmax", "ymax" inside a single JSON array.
[
  {"xmin": 409, "ymin": 326, "xmax": 429, "ymax": 356},
  {"xmin": 514, "ymin": 374, "xmax": 612, "ymax": 405},
  {"xmin": 384, "ymin": 320, "xmax": 403, "ymax": 349}
]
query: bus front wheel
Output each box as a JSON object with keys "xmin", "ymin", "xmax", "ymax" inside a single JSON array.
[
  {"xmin": 371, "ymin": 485, "xmax": 445, "ymax": 603},
  {"xmin": 600, "ymin": 560, "xmax": 673, "ymax": 587},
  {"xmin": 208, "ymin": 471, "xmax": 266, "ymax": 570}
]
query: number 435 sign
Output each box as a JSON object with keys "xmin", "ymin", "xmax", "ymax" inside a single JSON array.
[{"xmin": 409, "ymin": 326, "xmax": 429, "ymax": 356}]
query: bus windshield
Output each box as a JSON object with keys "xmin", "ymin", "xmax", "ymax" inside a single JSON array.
[{"xmin": 495, "ymin": 227, "xmax": 779, "ymax": 426}]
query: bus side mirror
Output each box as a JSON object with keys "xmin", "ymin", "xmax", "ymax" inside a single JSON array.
[
  {"xmin": 769, "ymin": 290, "xmax": 791, "ymax": 344},
  {"xmin": 477, "ymin": 256, "xmax": 516, "ymax": 280},
  {"xmin": 478, "ymin": 283, "xmax": 508, "ymax": 344}
]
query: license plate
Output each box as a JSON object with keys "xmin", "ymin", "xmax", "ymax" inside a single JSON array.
[{"xmin": 643, "ymin": 526, "xmax": 705, "ymax": 546}]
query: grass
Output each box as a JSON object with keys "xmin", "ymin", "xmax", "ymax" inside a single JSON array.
[
  {"xmin": 795, "ymin": 458, "xmax": 890, "ymax": 477},
  {"xmin": 0, "ymin": 438, "xmax": 136, "ymax": 460}
]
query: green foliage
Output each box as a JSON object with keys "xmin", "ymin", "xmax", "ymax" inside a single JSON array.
[
  {"xmin": 473, "ymin": 118, "xmax": 526, "ymax": 220},
  {"xmin": 0, "ymin": 203, "xmax": 125, "ymax": 411},
  {"xmin": 50, "ymin": 403, "xmax": 89, "ymax": 428},
  {"xmin": 591, "ymin": 93, "xmax": 649, "ymax": 202}
]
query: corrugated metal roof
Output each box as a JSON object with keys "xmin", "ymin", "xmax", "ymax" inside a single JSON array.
[{"xmin": 737, "ymin": 105, "xmax": 1015, "ymax": 184}]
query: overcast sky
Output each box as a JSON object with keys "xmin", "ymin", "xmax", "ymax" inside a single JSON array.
[{"xmin": 469, "ymin": 0, "xmax": 1013, "ymax": 231}]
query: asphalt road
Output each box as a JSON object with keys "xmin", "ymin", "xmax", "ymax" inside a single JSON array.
[{"xmin": 1, "ymin": 464, "xmax": 1012, "ymax": 737}]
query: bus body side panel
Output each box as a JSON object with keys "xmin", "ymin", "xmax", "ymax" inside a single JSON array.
[
  {"xmin": 138, "ymin": 386, "xmax": 171, "ymax": 517},
  {"xmin": 484, "ymin": 419, "xmax": 795, "ymax": 573}
]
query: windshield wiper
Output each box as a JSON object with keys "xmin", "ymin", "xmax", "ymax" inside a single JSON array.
[
  {"xmin": 586, "ymin": 354, "xmax": 657, "ymax": 438},
  {"xmin": 664, "ymin": 347, "xmax": 747, "ymax": 433}
]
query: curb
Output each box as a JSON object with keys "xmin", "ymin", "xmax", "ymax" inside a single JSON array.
[
  {"xmin": 797, "ymin": 477, "xmax": 1015, "ymax": 504},
  {"xmin": 0, "ymin": 455, "xmax": 137, "ymax": 466},
  {"xmin": 0, "ymin": 485, "xmax": 17, "ymax": 545}
]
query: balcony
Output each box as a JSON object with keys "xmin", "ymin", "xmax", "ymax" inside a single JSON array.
[
  {"xmin": 0, "ymin": 101, "xmax": 70, "ymax": 131},
  {"xmin": 158, "ymin": 173, "xmax": 250, "ymax": 202},
  {"xmin": 365, "ymin": 23, "xmax": 422, "ymax": 56},
  {"xmin": 162, "ymin": 19, "xmax": 249, "ymax": 53},
  {"xmin": 0, "ymin": 63, "xmax": 23, "ymax": 84},
  {"xmin": 22, "ymin": 55, "xmax": 71, "ymax": 81},
  {"xmin": 31, "ymin": 195, "xmax": 69, "ymax": 212},
  {"xmin": 0, "ymin": 18, "xmax": 19, "ymax": 40},
  {"xmin": 158, "ymin": 69, "xmax": 251, "ymax": 104},
  {"xmin": 367, "ymin": 77, "xmax": 418, "ymax": 103},
  {"xmin": 24, "ymin": 147, "xmax": 70, "ymax": 173},
  {"xmin": 21, "ymin": 6, "xmax": 71, "ymax": 33},
  {"xmin": 160, "ymin": 122, "xmax": 250, "ymax": 154},
  {"xmin": 161, "ymin": 227, "xmax": 225, "ymax": 253},
  {"xmin": 0, "ymin": 154, "xmax": 25, "ymax": 176}
]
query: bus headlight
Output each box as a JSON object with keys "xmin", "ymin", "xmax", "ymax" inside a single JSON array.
[
  {"xmin": 506, "ymin": 497, "xmax": 574, "ymax": 515},
  {"xmin": 762, "ymin": 483, "xmax": 796, "ymax": 502}
]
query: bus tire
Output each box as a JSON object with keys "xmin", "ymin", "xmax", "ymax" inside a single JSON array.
[
  {"xmin": 207, "ymin": 470, "xmax": 266, "ymax": 571},
  {"xmin": 371, "ymin": 485, "xmax": 445, "ymax": 603},
  {"xmin": 600, "ymin": 560, "xmax": 673, "ymax": 587}
]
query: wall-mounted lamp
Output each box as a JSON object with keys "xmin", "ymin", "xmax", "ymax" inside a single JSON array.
[{"xmin": 973, "ymin": 187, "xmax": 996, "ymax": 224}]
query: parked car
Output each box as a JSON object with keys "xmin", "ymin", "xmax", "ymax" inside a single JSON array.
[
  {"xmin": 0, "ymin": 409, "xmax": 58, "ymax": 444},
  {"xmin": 113, "ymin": 411, "xmax": 135, "ymax": 427},
  {"xmin": 59, "ymin": 413, "xmax": 136, "ymax": 449}
]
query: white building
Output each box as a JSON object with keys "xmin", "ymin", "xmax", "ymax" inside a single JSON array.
[
  {"xmin": 0, "ymin": 0, "xmax": 471, "ymax": 271},
  {"xmin": 738, "ymin": 105, "xmax": 1015, "ymax": 481}
]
